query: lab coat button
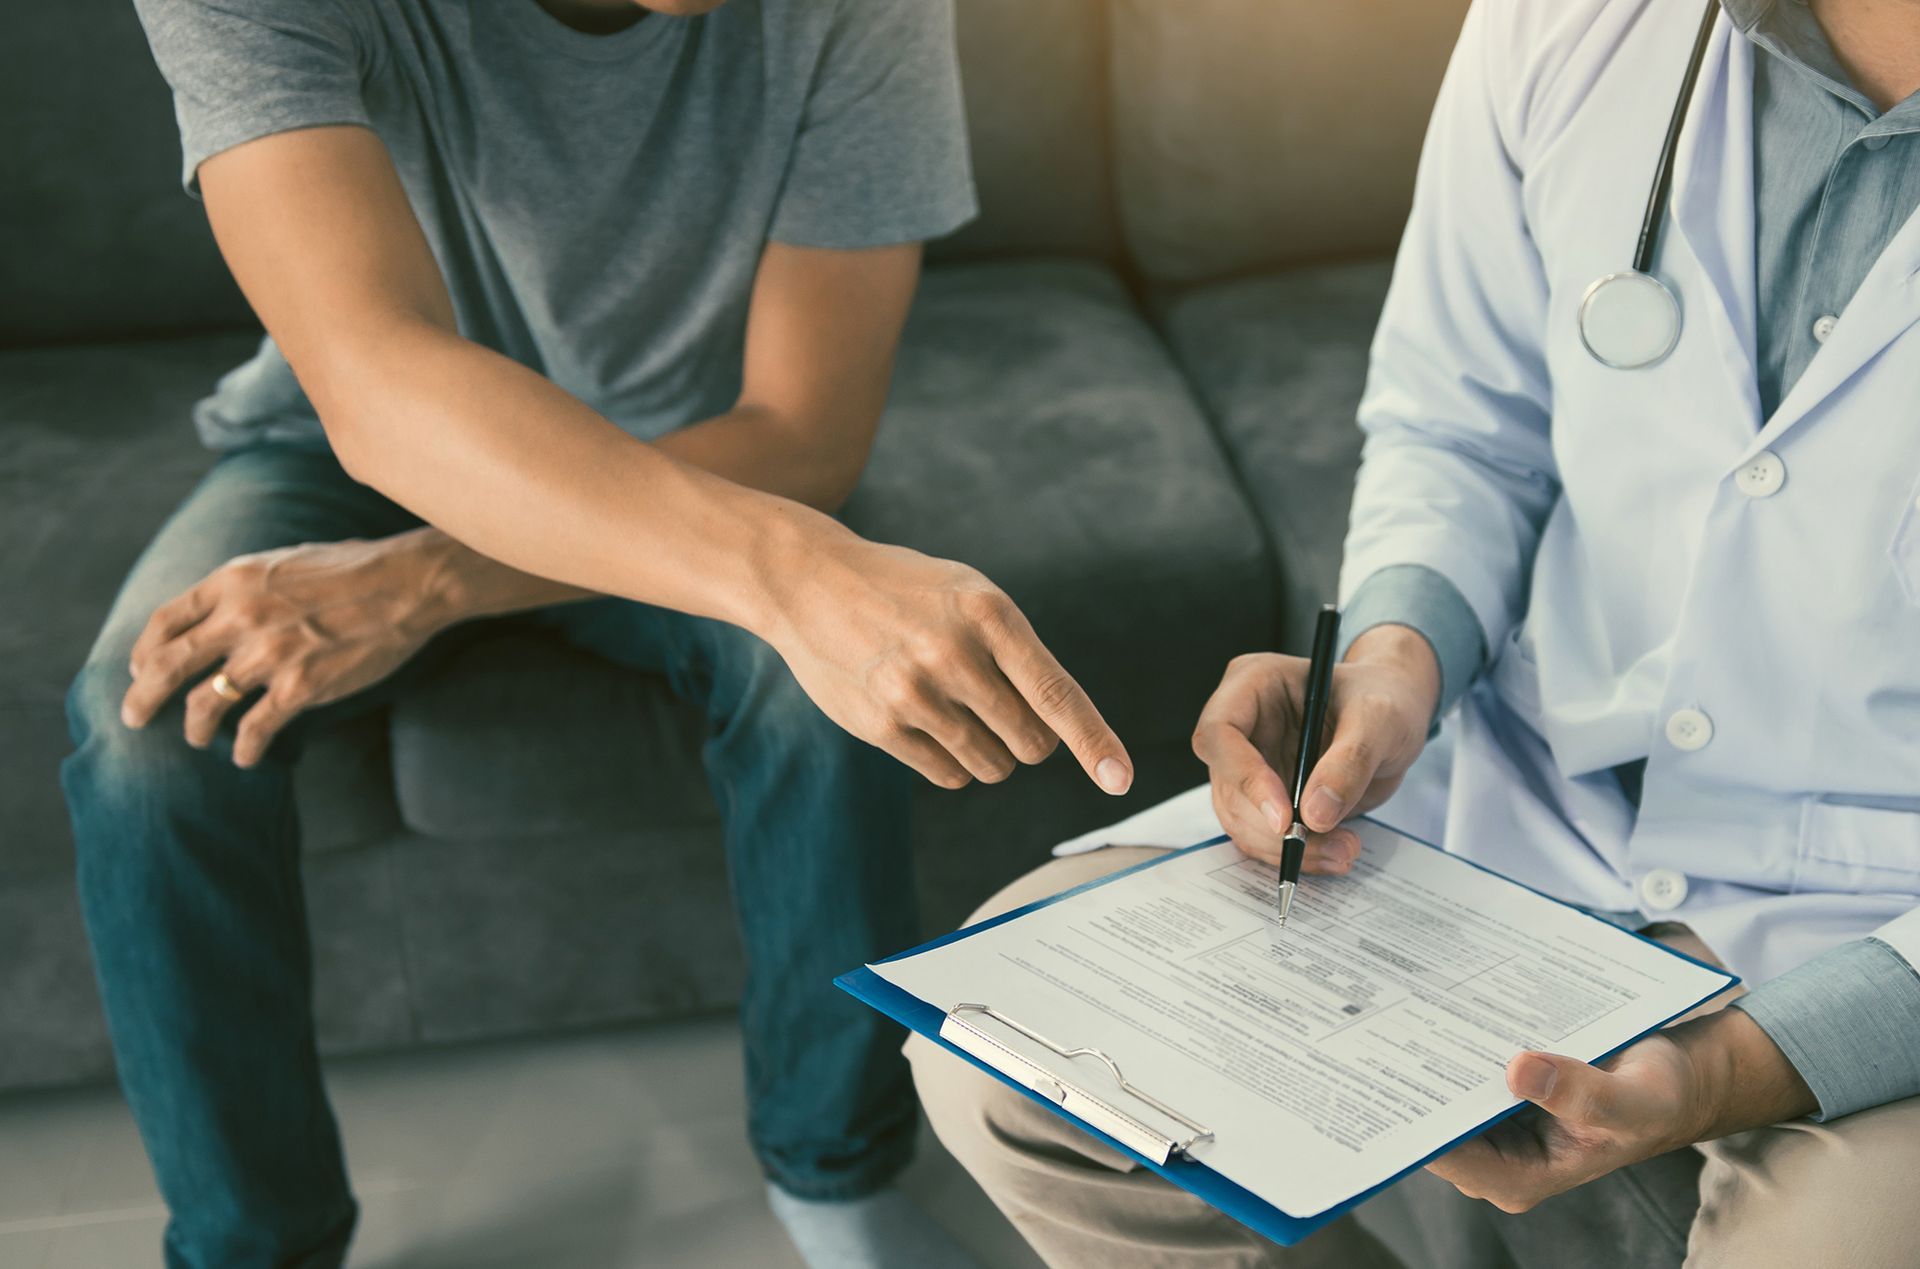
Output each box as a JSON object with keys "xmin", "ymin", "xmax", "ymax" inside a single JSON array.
[
  {"xmin": 1812, "ymin": 314, "xmax": 1838, "ymax": 343},
  {"xmin": 1640, "ymin": 868, "xmax": 1689, "ymax": 912},
  {"xmin": 1665, "ymin": 708, "xmax": 1713, "ymax": 751},
  {"xmin": 1735, "ymin": 451, "xmax": 1785, "ymax": 498}
]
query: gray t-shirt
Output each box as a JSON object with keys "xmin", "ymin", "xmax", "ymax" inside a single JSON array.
[{"xmin": 133, "ymin": 0, "xmax": 977, "ymax": 450}]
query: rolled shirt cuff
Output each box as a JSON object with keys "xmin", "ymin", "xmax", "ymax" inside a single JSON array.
[
  {"xmin": 1336, "ymin": 563, "xmax": 1488, "ymax": 730},
  {"xmin": 1733, "ymin": 937, "xmax": 1920, "ymax": 1122}
]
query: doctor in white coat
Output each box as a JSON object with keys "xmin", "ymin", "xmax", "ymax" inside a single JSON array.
[{"xmin": 911, "ymin": 0, "xmax": 1920, "ymax": 1264}]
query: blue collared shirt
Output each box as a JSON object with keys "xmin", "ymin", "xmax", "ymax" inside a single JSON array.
[
  {"xmin": 1739, "ymin": 0, "xmax": 1920, "ymax": 416},
  {"xmin": 1339, "ymin": 3, "xmax": 1920, "ymax": 1121}
]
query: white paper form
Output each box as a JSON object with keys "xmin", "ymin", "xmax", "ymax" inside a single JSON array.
[{"xmin": 875, "ymin": 820, "xmax": 1734, "ymax": 1218}]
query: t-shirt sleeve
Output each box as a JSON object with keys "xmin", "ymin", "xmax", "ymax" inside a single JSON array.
[
  {"xmin": 132, "ymin": 0, "xmax": 373, "ymax": 197},
  {"xmin": 769, "ymin": 0, "xmax": 979, "ymax": 249}
]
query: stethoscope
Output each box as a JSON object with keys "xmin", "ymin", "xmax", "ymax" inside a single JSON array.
[{"xmin": 1577, "ymin": 0, "xmax": 1722, "ymax": 369}]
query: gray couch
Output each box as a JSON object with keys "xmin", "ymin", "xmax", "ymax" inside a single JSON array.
[{"xmin": 0, "ymin": 0, "xmax": 1465, "ymax": 1092}]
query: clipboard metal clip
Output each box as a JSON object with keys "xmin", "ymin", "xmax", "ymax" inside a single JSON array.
[{"xmin": 940, "ymin": 1002, "xmax": 1215, "ymax": 1165}]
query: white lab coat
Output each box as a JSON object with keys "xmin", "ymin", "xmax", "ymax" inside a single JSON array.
[{"xmin": 1342, "ymin": 0, "xmax": 1920, "ymax": 985}]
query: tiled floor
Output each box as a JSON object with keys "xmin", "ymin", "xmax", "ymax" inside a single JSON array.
[{"xmin": 0, "ymin": 1015, "xmax": 1046, "ymax": 1269}]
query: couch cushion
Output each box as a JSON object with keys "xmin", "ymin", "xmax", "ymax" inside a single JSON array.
[
  {"xmin": 2, "ymin": 336, "xmax": 231, "ymax": 877},
  {"xmin": 927, "ymin": 0, "xmax": 1118, "ymax": 265},
  {"xmin": 1109, "ymin": 0, "xmax": 1466, "ymax": 288},
  {"xmin": 0, "ymin": 1, "xmax": 251, "ymax": 345},
  {"xmin": 389, "ymin": 633, "xmax": 713, "ymax": 841},
  {"xmin": 389, "ymin": 258, "xmax": 1273, "ymax": 842},
  {"xmin": 1158, "ymin": 259, "xmax": 1394, "ymax": 648},
  {"xmin": 0, "ymin": 334, "xmax": 404, "ymax": 875},
  {"xmin": 849, "ymin": 259, "xmax": 1272, "ymax": 728}
]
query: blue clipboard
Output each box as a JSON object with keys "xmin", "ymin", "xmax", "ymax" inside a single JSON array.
[{"xmin": 836, "ymin": 823, "xmax": 1739, "ymax": 1246}]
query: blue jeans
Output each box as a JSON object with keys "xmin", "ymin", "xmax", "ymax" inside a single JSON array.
[{"xmin": 61, "ymin": 445, "xmax": 919, "ymax": 1269}]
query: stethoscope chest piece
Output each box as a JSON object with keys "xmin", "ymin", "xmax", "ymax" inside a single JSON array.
[
  {"xmin": 1577, "ymin": 269, "xmax": 1681, "ymax": 370},
  {"xmin": 1580, "ymin": 0, "xmax": 1721, "ymax": 370}
]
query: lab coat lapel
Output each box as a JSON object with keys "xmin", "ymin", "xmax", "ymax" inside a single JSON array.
[
  {"xmin": 1669, "ymin": 23, "xmax": 1761, "ymax": 431},
  {"xmin": 1739, "ymin": 205, "xmax": 1920, "ymax": 461}
]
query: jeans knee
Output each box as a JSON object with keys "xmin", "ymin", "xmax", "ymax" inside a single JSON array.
[
  {"xmin": 704, "ymin": 627, "xmax": 847, "ymax": 745},
  {"xmin": 63, "ymin": 662, "xmax": 225, "ymax": 872},
  {"xmin": 69, "ymin": 655, "xmax": 143, "ymax": 750},
  {"xmin": 64, "ymin": 661, "xmax": 146, "ymax": 792}
]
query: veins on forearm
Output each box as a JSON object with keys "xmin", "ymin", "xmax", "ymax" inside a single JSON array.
[{"xmin": 398, "ymin": 526, "xmax": 596, "ymax": 630}]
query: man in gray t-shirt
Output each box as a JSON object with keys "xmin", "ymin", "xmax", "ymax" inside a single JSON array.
[
  {"xmin": 66, "ymin": 3, "xmax": 1136, "ymax": 1266},
  {"xmin": 153, "ymin": 0, "xmax": 976, "ymax": 448}
]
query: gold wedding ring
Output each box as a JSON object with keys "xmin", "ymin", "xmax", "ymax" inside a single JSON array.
[{"xmin": 209, "ymin": 671, "xmax": 245, "ymax": 703}]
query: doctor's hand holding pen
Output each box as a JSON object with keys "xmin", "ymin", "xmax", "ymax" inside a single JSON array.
[{"xmin": 1191, "ymin": 623, "xmax": 1439, "ymax": 873}]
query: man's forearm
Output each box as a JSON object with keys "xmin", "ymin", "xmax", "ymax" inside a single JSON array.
[
  {"xmin": 389, "ymin": 397, "xmax": 877, "ymax": 631},
  {"xmin": 398, "ymin": 527, "xmax": 592, "ymax": 630},
  {"xmin": 654, "ymin": 403, "xmax": 871, "ymax": 513},
  {"xmin": 313, "ymin": 320, "xmax": 840, "ymax": 641}
]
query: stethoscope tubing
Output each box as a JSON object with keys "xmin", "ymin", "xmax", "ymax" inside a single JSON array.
[{"xmin": 1632, "ymin": 0, "xmax": 1724, "ymax": 275}]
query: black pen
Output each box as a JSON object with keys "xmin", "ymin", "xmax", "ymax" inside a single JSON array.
[{"xmin": 1278, "ymin": 604, "xmax": 1341, "ymax": 928}]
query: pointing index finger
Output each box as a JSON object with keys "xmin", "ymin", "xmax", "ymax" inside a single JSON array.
[{"xmin": 990, "ymin": 611, "xmax": 1131, "ymax": 795}]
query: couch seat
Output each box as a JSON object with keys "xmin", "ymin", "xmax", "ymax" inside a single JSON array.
[{"xmin": 1157, "ymin": 259, "xmax": 1395, "ymax": 648}]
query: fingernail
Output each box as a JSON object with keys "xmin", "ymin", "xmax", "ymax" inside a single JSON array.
[
  {"xmin": 1261, "ymin": 801, "xmax": 1287, "ymax": 834},
  {"xmin": 1304, "ymin": 787, "xmax": 1344, "ymax": 829},
  {"xmin": 1512, "ymin": 1056, "xmax": 1555, "ymax": 1101},
  {"xmin": 1095, "ymin": 758, "xmax": 1131, "ymax": 795}
]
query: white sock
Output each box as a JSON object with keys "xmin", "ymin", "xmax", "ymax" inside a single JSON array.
[{"xmin": 767, "ymin": 1182, "xmax": 982, "ymax": 1269}]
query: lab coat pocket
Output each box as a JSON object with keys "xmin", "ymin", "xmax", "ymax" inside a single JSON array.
[
  {"xmin": 1890, "ymin": 476, "xmax": 1920, "ymax": 604},
  {"xmin": 1795, "ymin": 799, "xmax": 1920, "ymax": 897}
]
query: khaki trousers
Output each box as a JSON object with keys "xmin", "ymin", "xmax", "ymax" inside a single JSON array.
[{"xmin": 910, "ymin": 848, "xmax": 1920, "ymax": 1269}]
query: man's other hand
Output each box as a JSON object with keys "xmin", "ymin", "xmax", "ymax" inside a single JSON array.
[
  {"xmin": 762, "ymin": 534, "xmax": 1132, "ymax": 796},
  {"xmin": 1191, "ymin": 625, "xmax": 1439, "ymax": 871},
  {"xmin": 122, "ymin": 537, "xmax": 452, "ymax": 767}
]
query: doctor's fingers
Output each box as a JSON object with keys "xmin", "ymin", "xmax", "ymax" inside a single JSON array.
[
  {"xmin": 1196, "ymin": 723, "xmax": 1358, "ymax": 872},
  {"xmin": 1299, "ymin": 691, "xmax": 1418, "ymax": 834},
  {"xmin": 1425, "ymin": 1139, "xmax": 1551, "ymax": 1214},
  {"xmin": 1195, "ymin": 721, "xmax": 1288, "ymax": 836}
]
